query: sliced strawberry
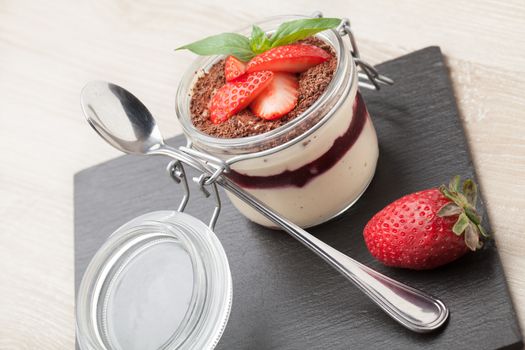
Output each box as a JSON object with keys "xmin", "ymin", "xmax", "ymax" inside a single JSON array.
[
  {"xmin": 250, "ymin": 72, "xmax": 298, "ymax": 120},
  {"xmin": 224, "ymin": 56, "xmax": 247, "ymax": 82},
  {"xmin": 210, "ymin": 71, "xmax": 273, "ymax": 124},
  {"xmin": 246, "ymin": 44, "xmax": 330, "ymax": 74}
]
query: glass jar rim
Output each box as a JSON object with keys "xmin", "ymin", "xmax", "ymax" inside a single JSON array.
[
  {"xmin": 76, "ymin": 211, "xmax": 232, "ymax": 350},
  {"xmin": 175, "ymin": 14, "xmax": 355, "ymax": 156}
]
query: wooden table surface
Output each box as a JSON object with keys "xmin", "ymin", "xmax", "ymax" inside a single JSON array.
[{"xmin": 1, "ymin": 0, "xmax": 524, "ymax": 348}]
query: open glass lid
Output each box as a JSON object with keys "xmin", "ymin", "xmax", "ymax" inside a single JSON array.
[{"xmin": 76, "ymin": 211, "xmax": 232, "ymax": 350}]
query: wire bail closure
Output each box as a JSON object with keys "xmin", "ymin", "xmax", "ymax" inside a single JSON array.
[
  {"xmin": 313, "ymin": 12, "xmax": 394, "ymax": 90},
  {"xmin": 167, "ymin": 159, "xmax": 222, "ymax": 230}
]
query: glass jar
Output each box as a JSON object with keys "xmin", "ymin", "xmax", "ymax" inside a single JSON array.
[
  {"xmin": 76, "ymin": 211, "xmax": 232, "ymax": 350},
  {"xmin": 176, "ymin": 15, "xmax": 378, "ymax": 228}
]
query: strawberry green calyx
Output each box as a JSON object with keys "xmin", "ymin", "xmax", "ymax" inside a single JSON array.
[
  {"xmin": 437, "ymin": 176, "xmax": 488, "ymax": 251},
  {"xmin": 176, "ymin": 17, "xmax": 341, "ymax": 62}
]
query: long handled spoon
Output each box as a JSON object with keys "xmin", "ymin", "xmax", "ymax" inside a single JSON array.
[{"xmin": 81, "ymin": 81, "xmax": 449, "ymax": 333}]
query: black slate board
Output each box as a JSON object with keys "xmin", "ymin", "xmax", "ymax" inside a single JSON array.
[{"xmin": 75, "ymin": 47, "xmax": 523, "ymax": 350}]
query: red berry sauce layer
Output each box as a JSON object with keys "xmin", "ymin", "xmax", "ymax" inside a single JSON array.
[{"xmin": 227, "ymin": 92, "xmax": 369, "ymax": 188}]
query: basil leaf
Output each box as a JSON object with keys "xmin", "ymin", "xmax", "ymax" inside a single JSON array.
[
  {"xmin": 269, "ymin": 18, "xmax": 341, "ymax": 48},
  {"xmin": 176, "ymin": 33, "xmax": 254, "ymax": 61},
  {"xmin": 250, "ymin": 25, "xmax": 271, "ymax": 54}
]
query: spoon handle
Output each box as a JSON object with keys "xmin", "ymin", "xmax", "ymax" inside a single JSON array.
[
  {"xmin": 218, "ymin": 176, "xmax": 449, "ymax": 333},
  {"xmin": 154, "ymin": 146, "xmax": 448, "ymax": 332}
]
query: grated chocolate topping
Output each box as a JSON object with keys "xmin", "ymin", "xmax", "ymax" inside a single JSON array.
[{"xmin": 189, "ymin": 37, "xmax": 337, "ymax": 139}]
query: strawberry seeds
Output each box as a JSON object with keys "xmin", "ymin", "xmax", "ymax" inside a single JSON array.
[
  {"xmin": 210, "ymin": 44, "xmax": 330, "ymax": 124},
  {"xmin": 209, "ymin": 71, "xmax": 273, "ymax": 124}
]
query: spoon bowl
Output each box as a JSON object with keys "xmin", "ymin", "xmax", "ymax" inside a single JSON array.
[{"xmin": 81, "ymin": 81, "xmax": 164, "ymax": 155}]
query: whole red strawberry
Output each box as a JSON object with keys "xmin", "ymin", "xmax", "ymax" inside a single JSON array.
[{"xmin": 363, "ymin": 176, "xmax": 488, "ymax": 270}]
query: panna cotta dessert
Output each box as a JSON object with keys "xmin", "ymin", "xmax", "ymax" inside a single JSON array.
[{"xmin": 176, "ymin": 16, "xmax": 378, "ymax": 228}]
